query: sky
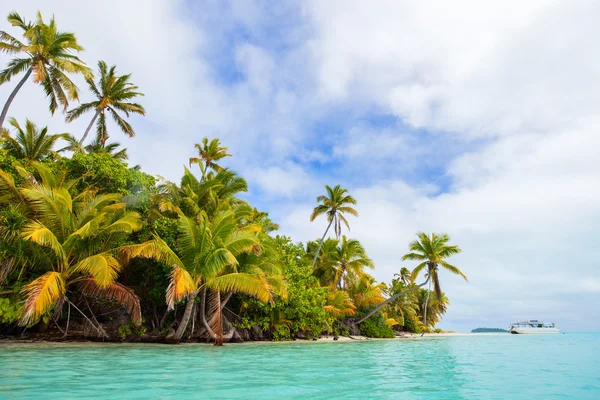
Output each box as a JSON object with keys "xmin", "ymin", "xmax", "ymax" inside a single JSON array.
[{"xmin": 1, "ymin": 0, "xmax": 599, "ymax": 332}]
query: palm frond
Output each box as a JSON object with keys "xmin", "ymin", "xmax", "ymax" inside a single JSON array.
[
  {"xmin": 80, "ymin": 279, "xmax": 141, "ymax": 325},
  {"xmin": 20, "ymin": 271, "xmax": 65, "ymax": 325}
]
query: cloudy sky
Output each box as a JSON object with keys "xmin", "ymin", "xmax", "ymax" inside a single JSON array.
[{"xmin": 1, "ymin": 1, "xmax": 599, "ymax": 331}]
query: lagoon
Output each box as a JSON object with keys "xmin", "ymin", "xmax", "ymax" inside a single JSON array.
[{"xmin": 1, "ymin": 333, "xmax": 599, "ymax": 399}]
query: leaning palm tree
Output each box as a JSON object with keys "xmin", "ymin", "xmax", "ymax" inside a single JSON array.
[
  {"xmin": 0, "ymin": 12, "xmax": 91, "ymax": 130},
  {"xmin": 66, "ymin": 60, "xmax": 145, "ymax": 145},
  {"xmin": 1, "ymin": 118, "xmax": 68, "ymax": 162},
  {"xmin": 355, "ymin": 233, "xmax": 466, "ymax": 325},
  {"xmin": 11, "ymin": 163, "xmax": 147, "ymax": 335},
  {"xmin": 131, "ymin": 211, "xmax": 272, "ymax": 345},
  {"xmin": 403, "ymin": 233, "xmax": 466, "ymax": 326},
  {"xmin": 309, "ymin": 185, "xmax": 358, "ymax": 268},
  {"xmin": 189, "ymin": 137, "xmax": 231, "ymax": 179}
]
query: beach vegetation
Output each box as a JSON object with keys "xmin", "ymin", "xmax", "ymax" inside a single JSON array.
[{"xmin": 0, "ymin": 10, "xmax": 467, "ymax": 344}]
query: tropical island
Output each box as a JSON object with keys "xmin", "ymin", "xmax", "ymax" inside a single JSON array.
[{"xmin": 0, "ymin": 11, "xmax": 468, "ymax": 345}]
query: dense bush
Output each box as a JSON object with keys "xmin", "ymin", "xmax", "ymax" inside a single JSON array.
[{"xmin": 358, "ymin": 310, "xmax": 395, "ymax": 338}]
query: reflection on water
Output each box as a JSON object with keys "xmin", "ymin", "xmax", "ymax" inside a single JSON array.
[{"xmin": 0, "ymin": 334, "xmax": 598, "ymax": 399}]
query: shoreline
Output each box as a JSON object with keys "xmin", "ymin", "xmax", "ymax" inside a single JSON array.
[{"xmin": 0, "ymin": 332, "xmax": 509, "ymax": 346}]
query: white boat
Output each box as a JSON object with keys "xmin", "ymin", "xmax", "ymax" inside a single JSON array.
[{"xmin": 508, "ymin": 320, "xmax": 560, "ymax": 334}]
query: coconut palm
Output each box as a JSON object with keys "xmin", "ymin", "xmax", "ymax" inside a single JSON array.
[
  {"xmin": 402, "ymin": 233, "xmax": 466, "ymax": 326},
  {"xmin": 356, "ymin": 233, "xmax": 466, "ymax": 325},
  {"xmin": 387, "ymin": 276, "xmax": 420, "ymax": 328},
  {"xmin": 131, "ymin": 211, "xmax": 272, "ymax": 344},
  {"xmin": 66, "ymin": 61, "xmax": 145, "ymax": 145},
  {"xmin": 314, "ymin": 236, "xmax": 374, "ymax": 290},
  {"xmin": 395, "ymin": 267, "xmax": 412, "ymax": 285},
  {"xmin": 163, "ymin": 167, "xmax": 248, "ymax": 220},
  {"xmin": 62, "ymin": 135, "xmax": 128, "ymax": 160},
  {"xmin": 309, "ymin": 185, "xmax": 358, "ymax": 268},
  {"xmin": 416, "ymin": 288, "xmax": 449, "ymax": 329},
  {"xmin": 0, "ymin": 12, "xmax": 91, "ymax": 130},
  {"xmin": 347, "ymin": 274, "xmax": 386, "ymax": 308},
  {"xmin": 9, "ymin": 163, "xmax": 146, "ymax": 334},
  {"xmin": 1, "ymin": 118, "xmax": 68, "ymax": 162},
  {"xmin": 85, "ymin": 139, "xmax": 128, "ymax": 160},
  {"xmin": 189, "ymin": 137, "xmax": 231, "ymax": 179}
]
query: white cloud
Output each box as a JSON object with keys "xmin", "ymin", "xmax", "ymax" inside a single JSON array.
[
  {"xmin": 246, "ymin": 162, "xmax": 316, "ymax": 198},
  {"xmin": 307, "ymin": 0, "xmax": 600, "ymax": 138}
]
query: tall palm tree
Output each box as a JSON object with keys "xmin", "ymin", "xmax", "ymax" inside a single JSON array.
[
  {"xmin": 0, "ymin": 12, "xmax": 91, "ymax": 130},
  {"xmin": 402, "ymin": 233, "xmax": 466, "ymax": 325},
  {"xmin": 1, "ymin": 118, "xmax": 68, "ymax": 162},
  {"xmin": 131, "ymin": 211, "xmax": 272, "ymax": 344},
  {"xmin": 66, "ymin": 60, "xmax": 145, "ymax": 145},
  {"xmin": 314, "ymin": 236, "xmax": 374, "ymax": 290},
  {"xmin": 309, "ymin": 185, "xmax": 358, "ymax": 268},
  {"xmin": 6, "ymin": 163, "xmax": 147, "ymax": 334},
  {"xmin": 189, "ymin": 137, "xmax": 231, "ymax": 179},
  {"xmin": 356, "ymin": 233, "xmax": 466, "ymax": 325}
]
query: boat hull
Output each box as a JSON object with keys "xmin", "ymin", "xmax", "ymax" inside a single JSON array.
[{"xmin": 509, "ymin": 328, "xmax": 560, "ymax": 334}]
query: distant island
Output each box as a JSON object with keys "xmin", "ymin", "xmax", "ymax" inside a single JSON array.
[{"xmin": 471, "ymin": 328, "xmax": 508, "ymax": 333}]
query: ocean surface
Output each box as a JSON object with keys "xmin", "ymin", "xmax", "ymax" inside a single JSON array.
[{"xmin": 0, "ymin": 333, "xmax": 598, "ymax": 399}]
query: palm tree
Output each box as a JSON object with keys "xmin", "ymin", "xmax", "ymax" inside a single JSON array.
[
  {"xmin": 189, "ymin": 137, "xmax": 231, "ymax": 179},
  {"xmin": 402, "ymin": 233, "xmax": 466, "ymax": 326},
  {"xmin": 347, "ymin": 274, "xmax": 386, "ymax": 308},
  {"xmin": 7, "ymin": 163, "xmax": 147, "ymax": 335},
  {"xmin": 309, "ymin": 185, "xmax": 358, "ymax": 268},
  {"xmin": 1, "ymin": 118, "xmax": 68, "ymax": 162},
  {"xmin": 355, "ymin": 233, "xmax": 466, "ymax": 325},
  {"xmin": 314, "ymin": 236, "xmax": 374, "ymax": 290},
  {"xmin": 85, "ymin": 139, "xmax": 128, "ymax": 160},
  {"xmin": 62, "ymin": 135, "xmax": 128, "ymax": 160},
  {"xmin": 131, "ymin": 211, "xmax": 272, "ymax": 344},
  {"xmin": 395, "ymin": 267, "xmax": 411, "ymax": 285},
  {"xmin": 416, "ymin": 288, "xmax": 449, "ymax": 329},
  {"xmin": 66, "ymin": 61, "xmax": 145, "ymax": 145},
  {"xmin": 0, "ymin": 12, "xmax": 91, "ymax": 130}
]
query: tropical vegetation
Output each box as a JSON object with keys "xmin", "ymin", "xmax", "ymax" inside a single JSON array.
[{"xmin": 0, "ymin": 11, "xmax": 468, "ymax": 345}]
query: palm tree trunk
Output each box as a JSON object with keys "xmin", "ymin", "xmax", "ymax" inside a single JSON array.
[
  {"xmin": 172, "ymin": 289, "xmax": 198, "ymax": 341},
  {"xmin": 423, "ymin": 279, "xmax": 432, "ymax": 327},
  {"xmin": 355, "ymin": 275, "xmax": 431, "ymax": 325},
  {"xmin": 79, "ymin": 111, "xmax": 99, "ymax": 145},
  {"xmin": 0, "ymin": 68, "xmax": 32, "ymax": 131},
  {"xmin": 311, "ymin": 218, "xmax": 335, "ymax": 268},
  {"xmin": 200, "ymin": 287, "xmax": 216, "ymax": 338}
]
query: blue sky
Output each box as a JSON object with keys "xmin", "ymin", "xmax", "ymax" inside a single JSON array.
[{"xmin": 1, "ymin": 0, "xmax": 599, "ymax": 332}]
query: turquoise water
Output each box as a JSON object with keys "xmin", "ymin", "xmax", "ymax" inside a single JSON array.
[{"xmin": 0, "ymin": 333, "xmax": 599, "ymax": 399}]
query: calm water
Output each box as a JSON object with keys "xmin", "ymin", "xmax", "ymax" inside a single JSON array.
[{"xmin": 0, "ymin": 333, "xmax": 599, "ymax": 399}]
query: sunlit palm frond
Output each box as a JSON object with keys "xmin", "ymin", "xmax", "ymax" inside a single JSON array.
[
  {"xmin": 165, "ymin": 265, "xmax": 195, "ymax": 310},
  {"xmin": 20, "ymin": 271, "xmax": 65, "ymax": 325}
]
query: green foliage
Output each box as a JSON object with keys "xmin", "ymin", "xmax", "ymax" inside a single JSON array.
[
  {"xmin": 358, "ymin": 309, "xmax": 395, "ymax": 338},
  {"xmin": 118, "ymin": 319, "xmax": 147, "ymax": 341},
  {"xmin": 0, "ymin": 297, "xmax": 22, "ymax": 324},
  {"xmin": 54, "ymin": 152, "xmax": 155, "ymax": 197},
  {"xmin": 237, "ymin": 236, "xmax": 329, "ymax": 340}
]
